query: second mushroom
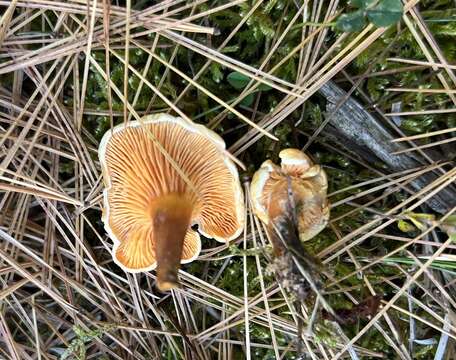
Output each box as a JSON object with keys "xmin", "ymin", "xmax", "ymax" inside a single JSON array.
[
  {"xmin": 99, "ymin": 114, "xmax": 244, "ymax": 291},
  {"xmin": 250, "ymin": 148, "xmax": 329, "ymax": 256}
]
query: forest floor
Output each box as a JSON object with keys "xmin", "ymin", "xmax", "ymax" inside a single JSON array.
[{"xmin": 0, "ymin": 0, "xmax": 455, "ymax": 359}]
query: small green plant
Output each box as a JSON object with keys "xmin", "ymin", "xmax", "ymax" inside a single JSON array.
[
  {"xmin": 226, "ymin": 71, "xmax": 273, "ymax": 106},
  {"xmin": 335, "ymin": 0, "xmax": 404, "ymax": 32},
  {"xmin": 61, "ymin": 324, "xmax": 115, "ymax": 360},
  {"xmin": 397, "ymin": 212, "xmax": 456, "ymax": 237}
]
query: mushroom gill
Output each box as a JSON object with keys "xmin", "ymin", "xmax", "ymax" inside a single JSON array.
[{"xmin": 99, "ymin": 114, "xmax": 244, "ymax": 290}]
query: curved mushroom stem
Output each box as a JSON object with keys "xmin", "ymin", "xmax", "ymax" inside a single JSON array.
[{"xmin": 153, "ymin": 194, "xmax": 193, "ymax": 291}]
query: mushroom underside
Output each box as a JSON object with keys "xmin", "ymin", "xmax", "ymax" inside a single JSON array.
[{"xmin": 100, "ymin": 116, "xmax": 244, "ymax": 282}]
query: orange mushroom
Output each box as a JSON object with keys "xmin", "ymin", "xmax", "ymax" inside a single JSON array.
[
  {"xmin": 99, "ymin": 114, "xmax": 244, "ymax": 291},
  {"xmin": 250, "ymin": 148, "xmax": 329, "ymax": 255}
]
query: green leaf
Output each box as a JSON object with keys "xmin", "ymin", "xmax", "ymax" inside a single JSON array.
[
  {"xmin": 240, "ymin": 93, "xmax": 254, "ymax": 106},
  {"xmin": 444, "ymin": 215, "xmax": 456, "ymax": 227},
  {"xmin": 367, "ymin": 0, "xmax": 403, "ymax": 27},
  {"xmin": 405, "ymin": 215, "xmax": 426, "ymax": 231},
  {"xmin": 221, "ymin": 45, "xmax": 239, "ymax": 54},
  {"xmin": 397, "ymin": 220, "xmax": 416, "ymax": 233},
  {"xmin": 351, "ymin": 0, "xmax": 376, "ymax": 9},
  {"xmin": 335, "ymin": 10, "xmax": 366, "ymax": 32},
  {"xmin": 257, "ymin": 83, "xmax": 272, "ymax": 91},
  {"xmin": 210, "ymin": 63, "xmax": 223, "ymax": 84},
  {"xmin": 407, "ymin": 212, "xmax": 435, "ymax": 221},
  {"xmin": 227, "ymin": 71, "xmax": 250, "ymax": 89}
]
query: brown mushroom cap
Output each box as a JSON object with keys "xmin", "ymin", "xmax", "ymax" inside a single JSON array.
[
  {"xmin": 99, "ymin": 114, "xmax": 244, "ymax": 288},
  {"xmin": 250, "ymin": 148, "xmax": 329, "ymax": 243}
]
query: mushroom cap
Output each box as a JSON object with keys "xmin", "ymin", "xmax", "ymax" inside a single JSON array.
[
  {"xmin": 99, "ymin": 114, "xmax": 244, "ymax": 273},
  {"xmin": 250, "ymin": 148, "xmax": 329, "ymax": 242}
]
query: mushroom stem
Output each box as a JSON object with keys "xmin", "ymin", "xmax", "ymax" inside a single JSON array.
[{"xmin": 153, "ymin": 194, "xmax": 193, "ymax": 291}]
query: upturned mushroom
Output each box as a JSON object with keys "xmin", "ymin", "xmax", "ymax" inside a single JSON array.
[
  {"xmin": 99, "ymin": 114, "xmax": 244, "ymax": 291},
  {"xmin": 250, "ymin": 148, "xmax": 329, "ymax": 255}
]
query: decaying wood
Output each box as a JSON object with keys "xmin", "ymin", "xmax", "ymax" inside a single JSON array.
[{"xmin": 319, "ymin": 81, "xmax": 456, "ymax": 215}]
